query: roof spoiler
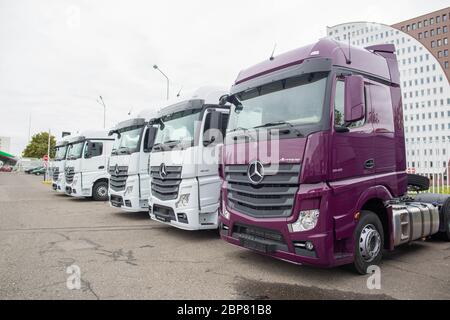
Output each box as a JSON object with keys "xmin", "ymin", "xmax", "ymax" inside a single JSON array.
[{"xmin": 364, "ymin": 44, "xmax": 395, "ymax": 54}]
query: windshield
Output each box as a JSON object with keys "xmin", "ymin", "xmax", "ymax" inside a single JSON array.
[
  {"xmin": 67, "ymin": 141, "xmax": 84, "ymax": 160},
  {"xmin": 153, "ymin": 109, "xmax": 201, "ymax": 147},
  {"xmin": 227, "ymin": 72, "xmax": 328, "ymax": 132},
  {"xmin": 112, "ymin": 127, "xmax": 143, "ymax": 155},
  {"xmin": 54, "ymin": 145, "xmax": 68, "ymax": 161}
]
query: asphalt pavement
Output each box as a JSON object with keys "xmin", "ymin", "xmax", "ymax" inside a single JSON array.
[{"xmin": 0, "ymin": 173, "xmax": 449, "ymax": 299}]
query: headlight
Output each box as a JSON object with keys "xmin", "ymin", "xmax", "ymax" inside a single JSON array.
[
  {"xmin": 175, "ymin": 194, "xmax": 190, "ymax": 208},
  {"xmin": 124, "ymin": 185, "xmax": 133, "ymax": 196},
  {"xmin": 289, "ymin": 209, "xmax": 319, "ymax": 232}
]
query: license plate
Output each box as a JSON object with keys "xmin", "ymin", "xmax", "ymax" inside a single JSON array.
[{"xmin": 111, "ymin": 202, "xmax": 121, "ymax": 207}]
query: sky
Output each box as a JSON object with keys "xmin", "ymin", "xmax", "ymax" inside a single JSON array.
[{"xmin": 0, "ymin": 0, "xmax": 448, "ymax": 155}]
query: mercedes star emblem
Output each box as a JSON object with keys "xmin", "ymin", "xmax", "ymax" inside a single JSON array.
[
  {"xmin": 247, "ymin": 160, "xmax": 264, "ymax": 184},
  {"xmin": 114, "ymin": 164, "xmax": 120, "ymax": 175},
  {"xmin": 159, "ymin": 163, "xmax": 167, "ymax": 179}
]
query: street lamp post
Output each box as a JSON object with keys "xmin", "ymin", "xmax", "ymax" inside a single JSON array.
[
  {"xmin": 153, "ymin": 65, "xmax": 170, "ymax": 100},
  {"xmin": 96, "ymin": 96, "xmax": 106, "ymax": 128}
]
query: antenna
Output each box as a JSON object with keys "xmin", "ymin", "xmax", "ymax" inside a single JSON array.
[
  {"xmin": 176, "ymin": 86, "xmax": 183, "ymax": 98},
  {"xmin": 269, "ymin": 43, "xmax": 277, "ymax": 61},
  {"xmin": 128, "ymin": 107, "xmax": 133, "ymax": 116},
  {"xmin": 347, "ymin": 32, "xmax": 352, "ymax": 64}
]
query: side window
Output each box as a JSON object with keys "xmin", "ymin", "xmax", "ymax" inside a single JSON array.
[
  {"xmin": 87, "ymin": 142, "xmax": 103, "ymax": 158},
  {"xmin": 334, "ymin": 79, "xmax": 367, "ymax": 129},
  {"xmin": 334, "ymin": 80, "xmax": 345, "ymax": 127},
  {"xmin": 143, "ymin": 129, "xmax": 150, "ymax": 153},
  {"xmin": 370, "ymin": 83, "xmax": 394, "ymax": 132},
  {"xmin": 220, "ymin": 113, "xmax": 229, "ymax": 137},
  {"xmin": 203, "ymin": 111, "xmax": 229, "ymax": 143}
]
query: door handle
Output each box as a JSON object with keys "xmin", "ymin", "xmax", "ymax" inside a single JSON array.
[
  {"xmin": 364, "ymin": 159, "xmax": 375, "ymax": 169},
  {"xmin": 98, "ymin": 166, "xmax": 105, "ymax": 169}
]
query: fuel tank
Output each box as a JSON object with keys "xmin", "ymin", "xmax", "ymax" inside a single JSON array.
[{"xmin": 392, "ymin": 202, "xmax": 440, "ymax": 247}]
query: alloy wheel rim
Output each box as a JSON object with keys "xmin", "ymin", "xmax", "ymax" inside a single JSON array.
[{"xmin": 359, "ymin": 224, "xmax": 381, "ymax": 262}]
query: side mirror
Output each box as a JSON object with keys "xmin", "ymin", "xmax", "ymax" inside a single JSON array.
[
  {"xmin": 344, "ymin": 75, "xmax": 365, "ymax": 123},
  {"xmin": 146, "ymin": 126, "xmax": 158, "ymax": 151},
  {"xmin": 219, "ymin": 94, "xmax": 230, "ymax": 106}
]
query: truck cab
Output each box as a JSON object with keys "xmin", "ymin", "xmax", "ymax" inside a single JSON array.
[
  {"xmin": 148, "ymin": 87, "xmax": 230, "ymax": 230},
  {"xmin": 219, "ymin": 39, "xmax": 450, "ymax": 273},
  {"xmin": 51, "ymin": 136, "xmax": 70, "ymax": 193},
  {"xmin": 108, "ymin": 111, "xmax": 158, "ymax": 212},
  {"xmin": 64, "ymin": 130, "xmax": 115, "ymax": 200}
]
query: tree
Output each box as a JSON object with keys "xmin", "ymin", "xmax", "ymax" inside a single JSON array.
[{"xmin": 22, "ymin": 132, "xmax": 56, "ymax": 159}]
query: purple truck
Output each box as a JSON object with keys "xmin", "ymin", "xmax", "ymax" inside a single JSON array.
[{"xmin": 218, "ymin": 39, "xmax": 450, "ymax": 274}]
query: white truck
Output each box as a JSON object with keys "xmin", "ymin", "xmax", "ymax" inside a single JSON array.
[
  {"xmin": 148, "ymin": 87, "xmax": 230, "ymax": 230},
  {"xmin": 64, "ymin": 130, "xmax": 115, "ymax": 200},
  {"xmin": 51, "ymin": 136, "xmax": 71, "ymax": 193},
  {"xmin": 108, "ymin": 110, "xmax": 158, "ymax": 212}
]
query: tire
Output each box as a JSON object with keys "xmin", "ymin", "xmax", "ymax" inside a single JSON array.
[
  {"xmin": 439, "ymin": 198, "xmax": 450, "ymax": 241},
  {"xmin": 407, "ymin": 174, "xmax": 429, "ymax": 192},
  {"xmin": 352, "ymin": 210, "xmax": 384, "ymax": 275},
  {"xmin": 92, "ymin": 181, "xmax": 109, "ymax": 201}
]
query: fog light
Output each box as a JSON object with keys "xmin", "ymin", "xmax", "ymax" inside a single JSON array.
[
  {"xmin": 175, "ymin": 194, "xmax": 190, "ymax": 208},
  {"xmin": 289, "ymin": 209, "xmax": 319, "ymax": 232},
  {"xmin": 305, "ymin": 241, "xmax": 314, "ymax": 251}
]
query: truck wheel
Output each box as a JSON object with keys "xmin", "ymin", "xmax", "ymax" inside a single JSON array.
[
  {"xmin": 352, "ymin": 210, "xmax": 384, "ymax": 275},
  {"xmin": 407, "ymin": 174, "xmax": 429, "ymax": 192},
  {"xmin": 92, "ymin": 181, "xmax": 108, "ymax": 201},
  {"xmin": 440, "ymin": 198, "xmax": 450, "ymax": 241}
]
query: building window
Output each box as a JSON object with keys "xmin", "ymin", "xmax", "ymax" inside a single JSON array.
[
  {"xmin": 431, "ymin": 40, "xmax": 436, "ymax": 48},
  {"xmin": 431, "ymin": 29, "xmax": 435, "ymax": 36},
  {"xmin": 444, "ymin": 26, "xmax": 448, "ymax": 33},
  {"xmin": 430, "ymin": 17, "xmax": 434, "ymax": 25},
  {"xmin": 443, "ymin": 14, "xmax": 447, "ymax": 22},
  {"xmin": 445, "ymin": 61, "xmax": 449, "ymax": 69},
  {"xmin": 424, "ymin": 19, "xmax": 429, "ymax": 27},
  {"xmin": 418, "ymin": 32, "xmax": 423, "ymax": 39},
  {"xmin": 424, "ymin": 31, "xmax": 428, "ymax": 38},
  {"xmin": 418, "ymin": 21, "xmax": 423, "ymax": 28},
  {"xmin": 436, "ymin": 16, "xmax": 441, "ymax": 24},
  {"xmin": 406, "ymin": 25, "xmax": 410, "ymax": 31},
  {"xmin": 445, "ymin": 50, "xmax": 449, "ymax": 57},
  {"xmin": 437, "ymin": 27, "xmax": 441, "ymax": 35}
]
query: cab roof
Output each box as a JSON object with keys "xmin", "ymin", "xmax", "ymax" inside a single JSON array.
[{"xmin": 234, "ymin": 38, "xmax": 395, "ymax": 86}]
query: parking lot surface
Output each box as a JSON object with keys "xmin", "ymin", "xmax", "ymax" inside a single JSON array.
[{"xmin": 0, "ymin": 173, "xmax": 449, "ymax": 299}]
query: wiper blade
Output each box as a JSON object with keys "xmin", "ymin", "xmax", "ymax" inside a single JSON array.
[
  {"xmin": 227, "ymin": 127, "xmax": 249, "ymax": 133},
  {"xmin": 117, "ymin": 147, "xmax": 131, "ymax": 154},
  {"xmin": 163, "ymin": 139, "xmax": 181, "ymax": 145},
  {"xmin": 253, "ymin": 121, "xmax": 303, "ymax": 137}
]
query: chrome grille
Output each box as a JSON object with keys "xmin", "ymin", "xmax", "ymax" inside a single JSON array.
[
  {"xmin": 225, "ymin": 164, "xmax": 301, "ymax": 217},
  {"xmin": 52, "ymin": 167, "xmax": 60, "ymax": 181},
  {"xmin": 150, "ymin": 166, "xmax": 182, "ymax": 200},
  {"xmin": 109, "ymin": 165, "xmax": 129, "ymax": 191},
  {"xmin": 65, "ymin": 167, "xmax": 75, "ymax": 184}
]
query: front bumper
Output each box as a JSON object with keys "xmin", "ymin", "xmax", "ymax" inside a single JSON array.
[
  {"xmin": 219, "ymin": 184, "xmax": 350, "ymax": 268},
  {"xmin": 149, "ymin": 178, "xmax": 218, "ymax": 230},
  {"xmin": 109, "ymin": 178, "xmax": 148, "ymax": 212},
  {"xmin": 65, "ymin": 173, "xmax": 89, "ymax": 198},
  {"xmin": 53, "ymin": 174, "xmax": 66, "ymax": 193}
]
